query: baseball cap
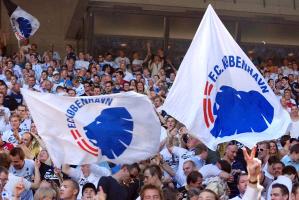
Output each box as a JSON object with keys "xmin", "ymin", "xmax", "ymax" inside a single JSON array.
[{"xmin": 53, "ymin": 71, "xmax": 59, "ymax": 75}]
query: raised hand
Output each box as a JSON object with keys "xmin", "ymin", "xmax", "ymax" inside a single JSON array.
[
  {"xmin": 13, "ymin": 178, "xmax": 25, "ymax": 199},
  {"xmin": 242, "ymin": 146, "xmax": 261, "ymax": 183}
]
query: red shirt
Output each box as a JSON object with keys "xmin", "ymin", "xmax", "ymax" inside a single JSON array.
[{"xmin": 0, "ymin": 142, "xmax": 14, "ymax": 151}]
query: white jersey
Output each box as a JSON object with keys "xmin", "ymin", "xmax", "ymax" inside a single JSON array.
[
  {"xmin": 2, "ymin": 129, "xmax": 25, "ymax": 146},
  {"xmin": 68, "ymin": 164, "xmax": 111, "ymax": 199}
]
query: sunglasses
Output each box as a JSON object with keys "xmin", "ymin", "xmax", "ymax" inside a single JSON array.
[{"xmin": 257, "ymin": 148, "xmax": 264, "ymax": 152}]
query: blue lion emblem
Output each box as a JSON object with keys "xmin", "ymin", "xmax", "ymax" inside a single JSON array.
[
  {"xmin": 16, "ymin": 17, "xmax": 32, "ymax": 38},
  {"xmin": 210, "ymin": 86, "xmax": 274, "ymax": 138},
  {"xmin": 83, "ymin": 107, "xmax": 133, "ymax": 159}
]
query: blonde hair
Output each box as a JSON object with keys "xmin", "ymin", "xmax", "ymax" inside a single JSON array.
[{"xmin": 34, "ymin": 188, "xmax": 56, "ymax": 200}]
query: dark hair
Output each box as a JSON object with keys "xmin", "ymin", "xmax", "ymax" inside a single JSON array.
[
  {"xmin": 0, "ymin": 153, "xmax": 11, "ymax": 169},
  {"xmin": 236, "ymin": 172, "xmax": 248, "ymax": 184},
  {"xmin": 140, "ymin": 184, "xmax": 164, "ymax": 200},
  {"xmin": 194, "ymin": 144, "xmax": 208, "ymax": 155},
  {"xmin": 105, "ymin": 81, "xmax": 113, "ymax": 86},
  {"xmin": 282, "ymin": 77, "xmax": 289, "ymax": 81},
  {"xmin": 272, "ymin": 183, "xmax": 289, "ymax": 197},
  {"xmin": 187, "ymin": 171, "xmax": 203, "ymax": 185},
  {"xmin": 280, "ymin": 135, "xmax": 291, "ymax": 147},
  {"xmin": 292, "ymin": 183, "xmax": 299, "ymax": 194},
  {"xmin": 163, "ymin": 187, "xmax": 178, "ymax": 200},
  {"xmin": 10, "ymin": 147, "xmax": 25, "ymax": 160},
  {"xmin": 282, "ymin": 165, "xmax": 297, "ymax": 176},
  {"xmin": 129, "ymin": 163, "xmax": 141, "ymax": 173},
  {"xmin": 82, "ymin": 182, "xmax": 96, "ymax": 194},
  {"xmin": 64, "ymin": 179, "xmax": 79, "ymax": 197},
  {"xmin": 0, "ymin": 166, "xmax": 8, "ymax": 175},
  {"xmin": 290, "ymin": 144, "xmax": 299, "ymax": 154},
  {"xmin": 269, "ymin": 140, "xmax": 278, "ymax": 152},
  {"xmin": 218, "ymin": 160, "xmax": 231, "ymax": 173},
  {"xmin": 116, "ymin": 70, "xmax": 124, "ymax": 78},
  {"xmin": 143, "ymin": 164, "xmax": 163, "ymax": 180},
  {"xmin": 188, "ymin": 188, "xmax": 201, "ymax": 199},
  {"xmin": 268, "ymin": 156, "xmax": 281, "ymax": 166}
]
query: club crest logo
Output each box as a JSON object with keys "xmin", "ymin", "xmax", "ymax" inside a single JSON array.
[
  {"xmin": 203, "ymin": 55, "xmax": 274, "ymax": 138},
  {"xmin": 65, "ymin": 98, "xmax": 134, "ymax": 159}
]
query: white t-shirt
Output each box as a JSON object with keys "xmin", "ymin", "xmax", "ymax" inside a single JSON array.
[
  {"xmin": 9, "ymin": 160, "xmax": 35, "ymax": 200},
  {"xmin": 19, "ymin": 118, "xmax": 32, "ymax": 132},
  {"xmin": 3, "ymin": 173, "xmax": 32, "ymax": 200},
  {"xmin": 172, "ymin": 146, "xmax": 195, "ymax": 186},
  {"xmin": 74, "ymin": 84, "xmax": 85, "ymax": 96},
  {"xmin": 199, "ymin": 164, "xmax": 222, "ymax": 180},
  {"xmin": 266, "ymin": 176, "xmax": 292, "ymax": 200},
  {"xmin": 2, "ymin": 129, "xmax": 25, "ymax": 146},
  {"xmin": 160, "ymin": 148, "xmax": 179, "ymax": 177},
  {"xmin": 230, "ymin": 196, "xmax": 242, "ymax": 200},
  {"xmin": 115, "ymin": 57, "xmax": 130, "ymax": 67},
  {"xmin": 160, "ymin": 127, "xmax": 167, "ymax": 142},
  {"xmin": 68, "ymin": 164, "xmax": 111, "ymax": 199},
  {"xmin": 9, "ymin": 159, "xmax": 35, "ymax": 182},
  {"xmin": 123, "ymin": 71, "xmax": 134, "ymax": 82},
  {"xmin": 75, "ymin": 60, "xmax": 90, "ymax": 70},
  {"xmin": 290, "ymin": 120, "xmax": 299, "ymax": 138},
  {"xmin": 0, "ymin": 107, "xmax": 10, "ymax": 132},
  {"xmin": 32, "ymin": 63, "xmax": 43, "ymax": 81}
]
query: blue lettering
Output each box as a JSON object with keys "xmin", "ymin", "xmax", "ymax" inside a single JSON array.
[
  {"xmin": 88, "ymin": 99, "xmax": 94, "ymax": 103},
  {"xmin": 67, "ymin": 123, "xmax": 76, "ymax": 128},
  {"xmin": 252, "ymin": 73, "xmax": 258, "ymax": 81},
  {"xmin": 67, "ymin": 117, "xmax": 75, "ymax": 123},
  {"xmin": 214, "ymin": 65, "xmax": 222, "ymax": 76},
  {"xmin": 229, "ymin": 55, "xmax": 235, "ymax": 67},
  {"xmin": 236, "ymin": 56, "xmax": 241, "ymax": 68},
  {"xmin": 258, "ymin": 78, "xmax": 265, "ymax": 86},
  {"xmin": 95, "ymin": 98, "xmax": 100, "ymax": 103},
  {"xmin": 81, "ymin": 98, "xmax": 89, "ymax": 106},
  {"xmin": 261, "ymin": 85, "xmax": 269, "ymax": 93},
  {"xmin": 208, "ymin": 72, "xmax": 217, "ymax": 83},
  {"xmin": 241, "ymin": 60, "xmax": 247, "ymax": 71},
  {"xmin": 106, "ymin": 98, "xmax": 113, "ymax": 106},
  {"xmin": 247, "ymin": 65, "xmax": 253, "ymax": 75},
  {"xmin": 67, "ymin": 109, "xmax": 75, "ymax": 117},
  {"xmin": 70, "ymin": 105, "xmax": 78, "ymax": 112},
  {"xmin": 101, "ymin": 98, "xmax": 106, "ymax": 104},
  {"xmin": 75, "ymin": 100, "xmax": 82, "ymax": 108},
  {"xmin": 222, "ymin": 56, "xmax": 229, "ymax": 69}
]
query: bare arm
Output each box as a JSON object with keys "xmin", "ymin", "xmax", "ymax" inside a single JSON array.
[
  {"xmin": 61, "ymin": 164, "xmax": 71, "ymax": 175},
  {"xmin": 161, "ymin": 162, "xmax": 175, "ymax": 177},
  {"xmin": 30, "ymin": 159, "xmax": 41, "ymax": 189},
  {"xmin": 242, "ymin": 147, "xmax": 263, "ymax": 200}
]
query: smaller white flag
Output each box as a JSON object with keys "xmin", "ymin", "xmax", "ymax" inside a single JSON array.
[
  {"xmin": 21, "ymin": 89, "xmax": 161, "ymax": 166},
  {"xmin": 4, "ymin": 0, "xmax": 40, "ymax": 40}
]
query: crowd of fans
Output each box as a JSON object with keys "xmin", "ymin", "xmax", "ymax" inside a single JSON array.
[{"xmin": 0, "ymin": 37, "xmax": 298, "ymax": 200}]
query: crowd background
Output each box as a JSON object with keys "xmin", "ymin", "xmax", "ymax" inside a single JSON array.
[{"xmin": 0, "ymin": 32, "xmax": 299, "ymax": 200}]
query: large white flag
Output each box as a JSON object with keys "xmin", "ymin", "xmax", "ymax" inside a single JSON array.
[
  {"xmin": 21, "ymin": 89, "xmax": 160, "ymax": 166},
  {"xmin": 163, "ymin": 5, "xmax": 291, "ymax": 150}
]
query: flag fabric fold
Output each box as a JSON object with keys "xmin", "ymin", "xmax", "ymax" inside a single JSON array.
[
  {"xmin": 21, "ymin": 89, "xmax": 160, "ymax": 166},
  {"xmin": 163, "ymin": 5, "xmax": 291, "ymax": 150},
  {"xmin": 3, "ymin": 0, "xmax": 40, "ymax": 40}
]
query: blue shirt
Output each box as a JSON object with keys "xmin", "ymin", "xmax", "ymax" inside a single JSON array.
[{"xmin": 281, "ymin": 155, "xmax": 299, "ymax": 171}]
